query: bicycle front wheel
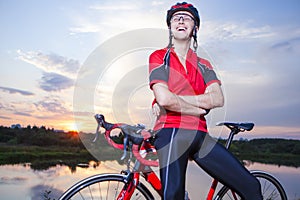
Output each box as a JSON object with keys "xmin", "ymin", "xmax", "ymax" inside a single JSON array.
[
  {"xmin": 59, "ymin": 173, "xmax": 154, "ymax": 200},
  {"xmin": 216, "ymin": 170, "xmax": 287, "ymax": 200}
]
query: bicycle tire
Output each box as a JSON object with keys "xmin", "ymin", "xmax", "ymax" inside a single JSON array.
[
  {"xmin": 215, "ymin": 170, "xmax": 287, "ymax": 200},
  {"xmin": 59, "ymin": 173, "xmax": 154, "ymax": 200}
]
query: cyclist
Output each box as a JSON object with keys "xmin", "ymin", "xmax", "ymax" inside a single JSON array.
[{"xmin": 149, "ymin": 2, "xmax": 263, "ymax": 200}]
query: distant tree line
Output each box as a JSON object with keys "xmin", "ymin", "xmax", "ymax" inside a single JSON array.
[
  {"xmin": 1, "ymin": 125, "xmax": 300, "ymax": 167},
  {"xmin": 218, "ymin": 138, "xmax": 300, "ymax": 155},
  {"xmin": 1, "ymin": 125, "xmax": 300, "ymax": 155},
  {"xmin": 0, "ymin": 125, "xmax": 84, "ymax": 148},
  {"xmin": 219, "ymin": 138, "xmax": 300, "ymax": 166},
  {"xmin": 0, "ymin": 125, "xmax": 123, "ymax": 169}
]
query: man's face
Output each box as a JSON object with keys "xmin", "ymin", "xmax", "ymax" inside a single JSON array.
[{"xmin": 170, "ymin": 11, "xmax": 196, "ymax": 41}]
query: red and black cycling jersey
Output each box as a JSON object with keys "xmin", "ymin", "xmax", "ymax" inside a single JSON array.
[{"xmin": 149, "ymin": 47, "xmax": 221, "ymax": 132}]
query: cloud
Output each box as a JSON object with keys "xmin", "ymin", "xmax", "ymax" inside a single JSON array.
[
  {"xmin": 0, "ymin": 86, "xmax": 34, "ymax": 96},
  {"xmin": 89, "ymin": 4, "xmax": 138, "ymax": 11},
  {"xmin": 0, "ymin": 176, "xmax": 27, "ymax": 184},
  {"xmin": 0, "ymin": 101, "xmax": 36, "ymax": 118},
  {"xmin": 0, "ymin": 116, "xmax": 11, "ymax": 120},
  {"xmin": 14, "ymin": 112, "xmax": 32, "ymax": 117},
  {"xmin": 39, "ymin": 72, "xmax": 74, "ymax": 92},
  {"xmin": 17, "ymin": 50, "xmax": 80, "ymax": 78},
  {"xmin": 270, "ymin": 36, "xmax": 300, "ymax": 53},
  {"xmin": 0, "ymin": 102, "xmax": 17, "ymax": 113},
  {"xmin": 151, "ymin": 1, "xmax": 165, "ymax": 6},
  {"xmin": 34, "ymin": 96, "xmax": 71, "ymax": 114},
  {"xmin": 201, "ymin": 21, "xmax": 275, "ymax": 42},
  {"xmin": 68, "ymin": 14, "xmax": 102, "ymax": 33},
  {"xmin": 68, "ymin": 1, "xmax": 164, "ymax": 35},
  {"xmin": 204, "ymin": 23, "xmax": 300, "ymax": 131}
]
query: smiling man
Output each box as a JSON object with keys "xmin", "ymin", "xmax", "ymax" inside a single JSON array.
[{"xmin": 148, "ymin": 2, "xmax": 262, "ymax": 200}]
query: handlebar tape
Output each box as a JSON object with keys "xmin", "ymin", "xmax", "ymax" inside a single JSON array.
[
  {"xmin": 96, "ymin": 116, "xmax": 159, "ymax": 167},
  {"xmin": 132, "ymin": 144, "xmax": 159, "ymax": 167}
]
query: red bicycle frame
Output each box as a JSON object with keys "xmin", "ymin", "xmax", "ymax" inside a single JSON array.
[
  {"xmin": 116, "ymin": 173, "xmax": 141, "ymax": 200},
  {"xmin": 94, "ymin": 114, "xmax": 231, "ymax": 200},
  {"xmin": 115, "ymin": 167, "xmax": 162, "ymax": 200},
  {"xmin": 113, "ymin": 164, "xmax": 223, "ymax": 200}
]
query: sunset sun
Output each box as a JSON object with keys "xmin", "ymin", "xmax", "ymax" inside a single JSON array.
[{"xmin": 66, "ymin": 122, "xmax": 78, "ymax": 132}]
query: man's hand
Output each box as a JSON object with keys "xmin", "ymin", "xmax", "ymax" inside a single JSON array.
[{"xmin": 152, "ymin": 103, "xmax": 161, "ymax": 117}]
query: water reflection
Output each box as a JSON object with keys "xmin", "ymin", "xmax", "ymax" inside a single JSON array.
[
  {"xmin": 0, "ymin": 161, "xmax": 123, "ymax": 200},
  {"xmin": 246, "ymin": 161, "xmax": 300, "ymax": 200},
  {"xmin": 0, "ymin": 161, "xmax": 299, "ymax": 200},
  {"xmin": 186, "ymin": 161, "xmax": 300, "ymax": 200}
]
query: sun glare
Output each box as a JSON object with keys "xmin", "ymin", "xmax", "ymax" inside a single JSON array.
[{"xmin": 67, "ymin": 122, "xmax": 79, "ymax": 132}]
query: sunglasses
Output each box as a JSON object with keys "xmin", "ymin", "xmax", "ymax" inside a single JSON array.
[{"xmin": 171, "ymin": 14, "xmax": 194, "ymax": 23}]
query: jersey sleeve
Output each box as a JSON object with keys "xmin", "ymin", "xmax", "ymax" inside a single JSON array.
[
  {"xmin": 198, "ymin": 57, "xmax": 221, "ymax": 86},
  {"xmin": 149, "ymin": 50, "xmax": 169, "ymax": 90}
]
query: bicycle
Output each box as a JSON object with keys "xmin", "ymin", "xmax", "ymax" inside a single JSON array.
[{"xmin": 59, "ymin": 114, "xmax": 287, "ymax": 200}]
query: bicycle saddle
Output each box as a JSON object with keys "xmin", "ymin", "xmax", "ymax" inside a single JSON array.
[{"xmin": 217, "ymin": 122, "xmax": 254, "ymax": 131}]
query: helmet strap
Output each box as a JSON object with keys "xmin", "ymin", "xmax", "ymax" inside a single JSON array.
[
  {"xmin": 167, "ymin": 28, "xmax": 173, "ymax": 49},
  {"xmin": 192, "ymin": 25, "xmax": 198, "ymax": 52}
]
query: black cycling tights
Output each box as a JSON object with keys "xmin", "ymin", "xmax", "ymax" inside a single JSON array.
[{"xmin": 154, "ymin": 128, "xmax": 263, "ymax": 200}]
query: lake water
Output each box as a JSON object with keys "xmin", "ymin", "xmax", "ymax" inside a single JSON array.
[{"xmin": 0, "ymin": 160, "xmax": 299, "ymax": 200}]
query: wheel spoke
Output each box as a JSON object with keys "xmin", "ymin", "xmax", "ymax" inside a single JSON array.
[
  {"xmin": 97, "ymin": 182, "xmax": 102, "ymax": 200},
  {"xmin": 59, "ymin": 174, "xmax": 153, "ymax": 200},
  {"xmin": 215, "ymin": 171, "xmax": 287, "ymax": 200}
]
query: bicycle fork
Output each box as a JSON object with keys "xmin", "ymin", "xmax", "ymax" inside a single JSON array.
[{"xmin": 117, "ymin": 171, "xmax": 140, "ymax": 200}]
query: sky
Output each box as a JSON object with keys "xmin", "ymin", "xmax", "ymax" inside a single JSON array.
[{"xmin": 0, "ymin": 0, "xmax": 300, "ymax": 139}]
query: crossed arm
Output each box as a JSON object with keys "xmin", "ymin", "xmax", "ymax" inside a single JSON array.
[{"xmin": 152, "ymin": 82, "xmax": 224, "ymax": 116}]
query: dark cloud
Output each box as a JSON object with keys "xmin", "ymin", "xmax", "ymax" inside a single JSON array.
[
  {"xmin": 0, "ymin": 115, "xmax": 11, "ymax": 119},
  {"xmin": 271, "ymin": 41, "xmax": 291, "ymax": 50},
  {"xmin": 0, "ymin": 176, "xmax": 27, "ymax": 184},
  {"xmin": 39, "ymin": 72, "xmax": 74, "ymax": 92},
  {"xmin": 0, "ymin": 86, "xmax": 34, "ymax": 96},
  {"xmin": 0, "ymin": 102, "xmax": 16, "ymax": 113},
  {"xmin": 14, "ymin": 112, "xmax": 32, "ymax": 117},
  {"xmin": 270, "ymin": 36, "xmax": 300, "ymax": 52},
  {"xmin": 34, "ymin": 97, "xmax": 70, "ymax": 114}
]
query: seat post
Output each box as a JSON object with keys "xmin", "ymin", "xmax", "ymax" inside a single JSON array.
[{"xmin": 225, "ymin": 129, "xmax": 238, "ymax": 149}]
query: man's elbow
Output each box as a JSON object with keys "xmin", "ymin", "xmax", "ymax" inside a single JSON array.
[
  {"xmin": 215, "ymin": 96, "xmax": 224, "ymax": 108},
  {"xmin": 156, "ymin": 95, "xmax": 173, "ymax": 108},
  {"xmin": 212, "ymin": 86, "xmax": 224, "ymax": 108},
  {"xmin": 206, "ymin": 95, "xmax": 224, "ymax": 109}
]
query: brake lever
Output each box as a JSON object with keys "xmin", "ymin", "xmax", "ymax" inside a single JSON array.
[
  {"xmin": 93, "ymin": 114, "xmax": 104, "ymax": 143},
  {"xmin": 120, "ymin": 134, "xmax": 129, "ymax": 160},
  {"xmin": 92, "ymin": 122, "xmax": 101, "ymax": 143}
]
